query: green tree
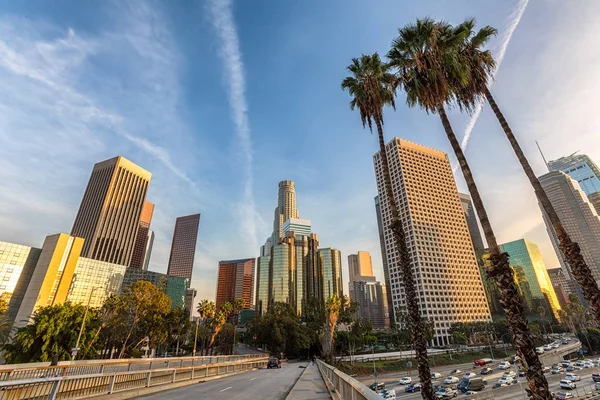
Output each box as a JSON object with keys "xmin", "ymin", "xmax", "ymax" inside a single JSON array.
[
  {"xmin": 324, "ymin": 295, "xmax": 341, "ymax": 363},
  {"xmin": 452, "ymin": 19, "xmax": 600, "ymax": 324},
  {"xmin": 214, "ymin": 323, "xmax": 235, "ymax": 355},
  {"xmin": 452, "ymin": 331, "xmax": 468, "ymax": 345},
  {"xmin": 387, "ymin": 18, "xmax": 550, "ymax": 399},
  {"xmin": 341, "ymin": 53, "xmax": 433, "ymax": 397},
  {"xmin": 305, "ymin": 295, "xmax": 326, "ymax": 356}
]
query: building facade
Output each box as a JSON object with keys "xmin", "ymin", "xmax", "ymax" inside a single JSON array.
[
  {"xmin": 68, "ymin": 257, "xmax": 127, "ymax": 308},
  {"xmin": 589, "ymin": 192, "xmax": 600, "ymax": 216},
  {"xmin": 272, "ymin": 181, "xmax": 299, "ymax": 244},
  {"xmin": 121, "ymin": 268, "xmax": 189, "ymax": 309},
  {"xmin": 374, "ymin": 195, "xmax": 393, "ymax": 325},
  {"xmin": 167, "ymin": 214, "xmax": 200, "ymax": 281},
  {"xmin": 71, "ymin": 156, "xmax": 151, "ymax": 266},
  {"xmin": 0, "ymin": 241, "xmax": 42, "ymax": 304},
  {"xmin": 185, "ymin": 288, "xmax": 197, "ymax": 316},
  {"xmin": 255, "ymin": 252, "xmax": 271, "ymax": 316},
  {"xmin": 548, "ymin": 153, "xmax": 600, "ymax": 196},
  {"xmin": 348, "ymin": 251, "xmax": 374, "ymax": 282},
  {"xmin": 373, "ymin": 138, "xmax": 491, "ymax": 345},
  {"xmin": 352, "ymin": 280, "xmax": 390, "ymax": 330},
  {"xmin": 499, "ymin": 239, "xmax": 562, "ymax": 321},
  {"xmin": 130, "ymin": 201, "xmax": 154, "ymax": 269},
  {"xmin": 318, "ymin": 248, "xmax": 343, "ymax": 301},
  {"xmin": 216, "ymin": 258, "xmax": 255, "ymax": 310},
  {"xmin": 547, "ymin": 268, "xmax": 577, "ymax": 295},
  {"xmin": 143, "ymin": 230, "xmax": 154, "ymax": 271},
  {"xmin": 458, "ymin": 193, "xmax": 485, "ymax": 262}
]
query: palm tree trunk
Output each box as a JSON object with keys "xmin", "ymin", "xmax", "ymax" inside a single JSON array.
[
  {"xmin": 483, "ymin": 87, "xmax": 600, "ymax": 323},
  {"xmin": 437, "ymin": 105, "xmax": 552, "ymax": 400},
  {"xmin": 374, "ymin": 117, "xmax": 433, "ymax": 400}
]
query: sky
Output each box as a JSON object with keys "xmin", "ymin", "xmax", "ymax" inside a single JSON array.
[{"xmin": 0, "ymin": 0, "xmax": 599, "ymax": 303}]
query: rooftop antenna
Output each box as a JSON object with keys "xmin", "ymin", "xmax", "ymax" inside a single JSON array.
[{"xmin": 536, "ymin": 140, "xmax": 550, "ymax": 172}]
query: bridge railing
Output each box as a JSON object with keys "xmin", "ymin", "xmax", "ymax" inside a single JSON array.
[
  {"xmin": 0, "ymin": 354, "xmax": 265, "ymax": 382},
  {"xmin": 316, "ymin": 359, "xmax": 381, "ymax": 400},
  {"xmin": 0, "ymin": 356, "xmax": 268, "ymax": 400}
]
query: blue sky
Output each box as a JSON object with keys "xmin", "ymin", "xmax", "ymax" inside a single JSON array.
[{"xmin": 0, "ymin": 0, "xmax": 599, "ymax": 301}]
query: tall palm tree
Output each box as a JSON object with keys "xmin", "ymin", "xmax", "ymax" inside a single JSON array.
[
  {"xmin": 452, "ymin": 18, "xmax": 600, "ymax": 324},
  {"xmin": 341, "ymin": 53, "xmax": 434, "ymax": 399},
  {"xmin": 387, "ymin": 18, "xmax": 551, "ymax": 399},
  {"xmin": 197, "ymin": 300, "xmax": 216, "ymax": 355}
]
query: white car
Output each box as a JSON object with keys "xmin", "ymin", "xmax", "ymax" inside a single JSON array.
[
  {"xmin": 502, "ymin": 371, "xmax": 516, "ymax": 378},
  {"xmin": 463, "ymin": 372, "xmax": 476, "ymax": 380},
  {"xmin": 379, "ymin": 389, "xmax": 396, "ymax": 400},
  {"xmin": 552, "ymin": 343, "xmax": 560, "ymax": 349},
  {"xmin": 536, "ymin": 347, "xmax": 544, "ymax": 354},
  {"xmin": 444, "ymin": 376, "xmax": 459, "ymax": 384},
  {"xmin": 498, "ymin": 361, "xmax": 511, "ymax": 370},
  {"xmin": 398, "ymin": 377, "xmax": 412, "ymax": 385},
  {"xmin": 575, "ymin": 360, "xmax": 585, "ymax": 367},
  {"xmin": 560, "ymin": 380, "xmax": 576, "ymax": 390},
  {"xmin": 431, "ymin": 372, "xmax": 442, "ymax": 379},
  {"xmin": 543, "ymin": 344, "xmax": 552, "ymax": 351},
  {"xmin": 435, "ymin": 388, "xmax": 457, "ymax": 398},
  {"xmin": 498, "ymin": 377, "xmax": 515, "ymax": 385},
  {"xmin": 565, "ymin": 374, "xmax": 580, "ymax": 382}
]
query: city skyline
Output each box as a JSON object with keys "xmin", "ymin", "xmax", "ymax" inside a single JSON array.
[{"xmin": 1, "ymin": 1, "xmax": 600, "ymax": 301}]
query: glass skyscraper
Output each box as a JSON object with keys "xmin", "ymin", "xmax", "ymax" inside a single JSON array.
[
  {"xmin": 0, "ymin": 242, "xmax": 41, "ymax": 303},
  {"xmin": 318, "ymin": 248, "xmax": 343, "ymax": 301},
  {"xmin": 548, "ymin": 153, "xmax": 600, "ymax": 195}
]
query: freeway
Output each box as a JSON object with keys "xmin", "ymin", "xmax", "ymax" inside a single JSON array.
[{"xmin": 136, "ymin": 361, "xmax": 308, "ymax": 400}]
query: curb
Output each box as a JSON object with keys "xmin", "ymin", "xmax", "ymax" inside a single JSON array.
[{"xmin": 284, "ymin": 362, "xmax": 313, "ymax": 400}]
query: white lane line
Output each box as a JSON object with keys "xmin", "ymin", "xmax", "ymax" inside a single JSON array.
[
  {"xmin": 249, "ymin": 378, "xmax": 256, "ymax": 381},
  {"xmin": 220, "ymin": 387, "xmax": 232, "ymax": 392}
]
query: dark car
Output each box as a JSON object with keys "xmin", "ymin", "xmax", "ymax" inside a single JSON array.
[
  {"xmin": 405, "ymin": 383, "xmax": 422, "ymax": 393},
  {"xmin": 369, "ymin": 381, "xmax": 385, "ymax": 391},
  {"xmin": 267, "ymin": 358, "xmax": 281, "ymax": 369},
  {"xmin": 480, "ymin": 367, "xmax": 493, "ymax": 375},
  {"xmin": 593, "ymin": 374, "xmax": 600, "ymax": 383},
  {"xmin": 518, "ymin": 369, "xmax": 526, "ymax": 377}
]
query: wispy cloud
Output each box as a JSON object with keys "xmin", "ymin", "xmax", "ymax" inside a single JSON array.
[{"xmin": 206, "ymin": 0, "xmax": 260, "ymax": 253}]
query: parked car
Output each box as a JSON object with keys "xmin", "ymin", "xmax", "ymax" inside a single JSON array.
[
  {"xmin": 444, "ymin": 376, "xmax": 459, "ymax": 384},
  {"xmin": 379, "ymin": 389, "xmax": 396, "ymax": 400},
  {"xmin": 463, "ymin": 373, "xmax": 476, "ymax": 380},
  {"xmin": 584, "ymin": 362, "xmax": 593, "ymax": 368},
  {"xmin": 560, "ymin": 380, "xmax": 576, "ymax": 390},
  {"xmin": 554, "ymin": 392, "xmax": 574, "ymax": 400},
  {"xmin": 473, "ymin": 358, "xmax": 493, "ymax": 367},
  {"xmin": 595, "ymin": 382, "xmax": 600, "ymax": 391},
  {"xmin": 565, "ymin": 373, "xmax": 580, "ymax": 382},
  {"xmin": 267, "ymin": 358, "xmax": 281, "ymax": 369},
  {"xmin": 543, "ymin": 366, "xmax": 551, "ymax": 373},
  {"xmin": 480, "ymin": 367, "xmax": 493, "ymax": 375},
  {"xmin": 369, "ymin": 382, "xmax": 386, "ymax": 391},
  {"xmin": 405, "ymin": 383, "xmax": 421, "ymax": 393},
  {"xmin": 498, "ymin": 361, "xmax": 511, "ymax": 370},
  {"xmin": 592, "ymin": 373, "xmax": 600, "ymax": 383},
  {"xmin": 398, "ymin": 377, "xmax": 412, "ymax": 385},
  {"xmin": 431, "ymin": 372, "xmax": 442, "ymax": 379},
  {"xmin": 435, "ymin": 387, "xmax": 457, "ymax": 399},
  {"xmin": 562, "ymin": 339, "xmax": 570, "ymax": 344}
]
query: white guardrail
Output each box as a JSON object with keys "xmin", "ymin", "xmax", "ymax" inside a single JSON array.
[
  {"xmin": 316, "ymin": 359, "xmax": 381, "ymax": 400},
  {"xmin": 0, "ymin": 355, "xmax": 268, "ymax": 399}
]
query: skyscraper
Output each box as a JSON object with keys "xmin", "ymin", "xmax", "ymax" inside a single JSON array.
[
  {"xmin": 589, "ymin": 192, "xmax": 600, "ymax": 215},
  {"xmin": 167, "ymin": 214, "xmax": 201, "ymax": 281},
  {"xmin": 216, "ymin": 258, "xmax": 255, "ymax": 310},
  {"xmin": 374, "ymin": 195, "xmax": 393, "ymax": 325},
  {"xmin": 318, "ymin": 248, "xmax": 343, "ymax": 301},
  {"xmin": 374, "ymin": 138, "xmax": 491, "ymax": 345},
  {"xmin": 458, "ymin": 193, "xmax": 485, "ymax": 262},
  {"xmin": 130, "ymin": 201, "xmax": 154, "ymax": 269},
  {"xmin": 272, "ymin": 180, "xmax": 299, "ymax": 243},
  {"xmin": 255, "ymin": 247, "xmax": 271, "ymax": 316},
  {"xmin": 499, "ymin": 239, "xmax": 562, "ymax": 320},
  {"xmin": 538, "ymin": 171, "xmax": 600, "ymax": 284},
  {"xmin": 547, "ymin": 268, "xmax": 577, "ymax": 295},
  {"xmin": 71, "ymin": 156, "xmax": 151, "ymax": 266},
  {"xmin": 348, "ymin": 251, "xmax": 375, "ymax": 282},
  {"xmin": 548, "ymin": 153, "xmax": 600, "ymax": 196},
  {"xmin": 352, "ymin": 281, "xmax": 390, "ymax": 330},
  {"xmin": 143, "ymin": 230, "xmax": 154, "ymax": 271}
]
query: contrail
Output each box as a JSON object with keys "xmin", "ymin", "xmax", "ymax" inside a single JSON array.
[
  {"xmin": 458, "ymin": 0, "xmax": 530, "ymax": 155},
  {"xmin": 206, "ymin": 0, "xmax": 258, "ymax": 251}
]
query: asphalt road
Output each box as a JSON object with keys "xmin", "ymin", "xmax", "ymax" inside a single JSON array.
[{"xmin": 136, "ymin": 362, "xmax": 307, "ymax": 400}]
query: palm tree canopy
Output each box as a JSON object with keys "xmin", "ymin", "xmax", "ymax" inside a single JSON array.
[{"xmin": 340, "ymin": 53, "xmax": 397, "ymax": 131}]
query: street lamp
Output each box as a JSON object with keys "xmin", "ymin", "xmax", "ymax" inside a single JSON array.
[
  {"xmin": 72, "ymin": 287, "xmax": 100, "ymax": 361},
  {"xmin": 192, "ymin": 317, "xmax": 200, "ymax": 357}
]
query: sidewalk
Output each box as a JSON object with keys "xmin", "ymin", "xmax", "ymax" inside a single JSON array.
[{"xmin": 286, "ymin": 362, "xmax": 331, "ymax": 400}]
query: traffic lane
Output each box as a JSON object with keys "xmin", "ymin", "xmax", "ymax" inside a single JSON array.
[{"xmin": 135, "ymin": 362, "xmax": 307, "ymax": 400}]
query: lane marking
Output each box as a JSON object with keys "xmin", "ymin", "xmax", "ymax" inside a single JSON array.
[
  {"xmin": 220, "ymin": 387, "xmax": 232, "ymax": 392},
  {"xmin": 249, "ymin": 378, "xmax": 256, "ymax": 381}
]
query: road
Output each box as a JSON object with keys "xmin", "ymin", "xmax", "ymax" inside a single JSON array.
[{"xmin": 136, "ymin": 361, "xmax": 307, "ymax": 400}]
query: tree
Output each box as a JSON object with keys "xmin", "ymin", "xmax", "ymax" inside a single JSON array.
[
  {"xmin": 196, "ymin": 300, "xmax": 216, "ymax": 355},
  {"xmin": 323, "ymin": 295, "xmax": 342, "ymax": 362},
  {"xmin": 388, "ymin": 18, "xmax": 550, "ymax": 399},
  {"xmin": 305, "ymin": 295, "xmax": 326, "ymax": 356},
  {"xmin": 207, "ymin": 302, "xmax": 233, "ymax": 355},
  {"xmin": 452, "ymin": 19, "xmax": 600, "ymax": 325},
  {"xmin": 341, "ymin": 53, "xmax": 433, "ymax": 398}
]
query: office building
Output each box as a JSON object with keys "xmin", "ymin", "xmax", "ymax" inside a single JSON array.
[
  {"xmin": 352, "ymin": 280, "xmax": 389, "ymax": 330},
  {"xmin": 480, "ymin": 252, "xmax": 504, "ymax": 317},
  {"xmin": 547, "ymin": 268, "xmax": 577, "ymax": 295},
  {"xmin": 538, "ymin": 171, "xmax": 600, "ymax": 283},
  {"xmin": 68, "ymin": 258, "xmax": 127, "ymax": 308},
  {"xmin": 374, "ymin": 195, "xmax": 393, "ymax": 325},
  {"xmin": 548, "ymin": 153, "xmax": 600, "ymax": 196},
  {"xmin": 185, "ymin": 288, "xmax": 197, "ymax": 316},
  {"xmin": 553, "ymin": 284, "xmax": 570, "ymax": 308},
  {"xmin": 167, "ymin": 214, "xmax": 201, "ymax": 281},
  {"xmin": 143, "ymin": 230, "xmax": 154, "ymax": 271},
  {"xmin": 589, "ymin": 192, "xmax": 600, "ymax": 215},
  {"xmin": 271, "ymin": 181, "xmax": 299, "ymax": 243},
  {"xmin": 499, "ymin": 239, "xmax": 562, "ymax": 320},
  {"xmin": 216, "ymin": 258, "xmax": 255, "ymax": 310},
  {"xmin": 255, "ymin": 251, "xmax": 271, "ymax": 316},
  {"xmin": 318, "ymin": 248, "xmax": 343, "ymax": 301},
  {"xmin": 283, "ymin": 218, "xmax": 312, "ymax": 237},
  {"xmin": 71, "ymin": 156, "xmax": 151, "ymax": 266},
  {"xmin": 348, "ymin": 251, "xmax": 375, "ymax": 282},
  {"xmin": 373, "ymin": 138, "xmax": 491, "ymax": 345},
  {"xmin": 121, "ymin": 268, "xmax": 188, "ymax": 309},
  {"xmin": 130, "ymin": 201, "xmax": 154, "ymax": 269},
  {"xmin": 458, "ymin": 193, "xmax": 486, "ymax": 262},
  {"xmin": 0, "ymin": 242, "xmax": 42, "ymax": 305}
]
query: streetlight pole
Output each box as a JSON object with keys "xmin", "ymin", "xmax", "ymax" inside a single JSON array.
[
  {"xmin": 372, "ymin": 344, "xmax": 377, "ymax": 386},
  {"xmin": 73, "ymin": 287, "xmax": 99, "ymax": 361},
  {"xmin": 192, "ymin": 317, "xmax": 200, "ymax": 357}
]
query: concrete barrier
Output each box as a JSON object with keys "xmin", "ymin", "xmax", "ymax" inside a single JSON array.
[{"xmin": 316, "ymin": 359, "xmax": 381, "ymax": 400}]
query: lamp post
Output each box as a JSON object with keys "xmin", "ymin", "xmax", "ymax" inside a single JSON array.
[
  {"xmin": 72, "ymin": 287, "xmax": 100, "ymax": 361},
  {"xmin": 192, "ymin": 317, "xmax": 200, "ymax": 357}
]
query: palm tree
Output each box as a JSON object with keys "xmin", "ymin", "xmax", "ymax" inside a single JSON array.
[
  {"xmin": 196, "ymin": 300, "xmax": 216, "ymax": 355},
  {"xmin": 387, "ymin": 18, "xmax": 551, "ymax": 399},
  {"xmin": 452, "ymin": 18, "xmax": 600, "ymax": 324},
  {"xmin": 323, "ymin": 294, "xmax": 341, "ymax": 363},
  {"xmin": 341, "ymin": 53, "xmax": 433, "ymax": 398}
]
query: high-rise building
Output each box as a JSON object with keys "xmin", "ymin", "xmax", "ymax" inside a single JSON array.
[
  {"xmin": 282, "ymin": 218, "xmax": 311, "ymax": 236},
  {"xmin": 318, "ymin": 248, "xmax": 343, "ymax": 301},
  {"xmin": 216, "ymin": 258, "xmax": 255, "ymax": 310},
  {"xmin": 374, "ymin": 195, "xmax": 393, "ymax": 325},
  {"xmin": 272, "ymin": 180, "xmax": 299, "ymax": 243},
  {"xmin": 143, "ymin": 230, "xmax": 154, "ymax": 271},
  {"xmin": 548, "ymin": 153, "xmax": 600, "ymax": 196},
  {"xmin": 71, "ymin": 156, "xmax": 151, "ymax": 266},
  {"xmin": 167, "ymin": 214, "xmax": 201, "ymax": 281},
  {"xmin": 553, "ymin": 284, "xmax": 570, "ymax": 309},
  {"xmin": 185, "ymin": 288, "xmax": 197, "ymax": 316},
  {"xmin": 0, "ymin": 241, "xmax": 42, "ymax": 305},
  {"xmin": 589, "ymin": 192, "xmax": 600, "ymax": 215},
  {"xmin": 130, "ymin": 201, "xmax": 154, "ymax": 269},
  {"xmin": 352, "ymin": 281, "xmax": 390, "ymax": 330},
  {"xmin": 538, "ymin": 171, "xmax": 600, "ymax": 284},
  {"xmin": 458, "ymin": 193, "xmax": 485, "ymax": 262},
  {"xmin": 255, "ymin": 249, "xmax": 271, "ymax": 316},
  {"xmin": 547, "ymin": 268, "xmax": 577, "ymax": 295},
  {"xmin": 121, "ymin": 268, "xmax": 188, "ymax": 309},
  {"xmin": 499, "ymin": 239, "xmax": 562, "ymax": 320},
  {"xmin": 348, "ymin": 251, "xmax": 375, "ymax": 282},
  {"xmin": 374, "ymin": 138, "xmax": 491, "ymax": 345}
]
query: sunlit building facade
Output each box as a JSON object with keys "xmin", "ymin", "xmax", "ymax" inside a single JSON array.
[
  {"xmin": 215, "ymin": 258, "xmax": 255, "ymax": 310},
  {"xmin": 67, "ymin": 258, "xmax": 127, "ymax": 308},
  {"xmin": 167, "ymin": 214, "xmax": 201, "ymax": 281},
  {"xmin": 255, "ymin": 253, "xmax": 271, "ymax": 316},
  {"xmin": 318, "ymin": 248, "xmax": 343, "ymax": 301},
  {"xmin": 548, "ymin": 153, "xmax": 600, "ymax": 196},
  {"xmin": 130, "ymin": 201, "xmax": 154, "ymax": 269},
  {"xmin": 458, "ymin": 193, "xmax": 485, "ymax": 263},
  {"xmin": 374, "ymin": 138, "xmax": 491, "ymax": 345},
  {"xmin": 0, "ymin": 242, "xmax": 41, "ymax": 304},
  {"xmin": 352, "ymin": 280, "xmax": 389, "ymax": 330},
  {"xmin": 348, "ymin": 251, "xmax": 374, "ymax": 282}
]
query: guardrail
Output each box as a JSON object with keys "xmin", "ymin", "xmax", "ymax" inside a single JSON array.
[
  {"xmin": 0, "ymin": 354, "xmax": 264, "ymax": 382},
  {"xmin": 0, "ymin": 356, "xmax": 268, "ymax": 400},
  {"xmin": 316, "ymin": 359, "xmax": 381, "ymax": 400}
]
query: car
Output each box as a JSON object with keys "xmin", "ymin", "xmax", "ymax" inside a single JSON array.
[
  {"xmin": 463, "ymin": 390, "xmax": 476, "ymax": 396},
  {"xmin": 509, "ymin": 355, "xmax": 521, "ymax": 364},
  {"xmin": 543, "ymin": 344, "xmax": 552, "ymax": 351},
  {"xmin": 435, "ymin": 387, "xmax": 458, "ymax": 399},
  {"xmin": 552, "ymin": 344, "xmax": 560, "ymax": 349},
  {"xmin": 498, "ymin": 361, "xmax": 511, "ymax": 370},
  {"xmin": 379, "ymin": 389, "xmax": 396, "ymax": 400},
  {"xmin": 463, "ymin": 373, "xmax": 476, "ymax": 380},
  {"xmin": 431, "ymin": 372, "xmax": 442, "ymax": 379},
  {"xmin": 502, "ymin": 371, "xmax": 516, "ymax": 378},
  {"xmin": 536, "ymin": 347, "xmax": 545, "ymax": 354},
  {"xmin": 497, "ymin": 377, "xmax": 515, "ymax": 385},
  {"xmin": 405, "ymin": 383, "xmax": 422, "ymax": 393},
  {"xmin": 595, "ymin": 382, "xmax": 600, "ymax": 391},
  {"xmin": 584, "ymin": 362, "xmax": 593, "ymax": 368},
  {"xmin": 369, "ymin": 382, "xmax": 386, "ymax": 391},
  {"xmin": 518, "ymin": 369, "xmax": 525, "ymax": 377},
  {"xmin": 592, "ymin": 373, "xmax": 600, "ymax": 382},
  {"xmin": 560, "ymin": 380, "xmax": 576, "ymax": 390},
  {"xmin": 450, "ymin": 369, "xmax": 462, "ymax": 375},
  {"xmin": 444, "ymin": 376, "xmax": 459, "ymax": 384},
  {"xmin": 480, "ymin": 367, "xmax": 493, "ymax": 375},
  {"xmin": 543, "ymin": 366, "xmax": 551, "ymax": 373},
  {"xmin": 554, "ymin": 392, "xmax": 574, "ymax": 400},
  {"xmin": 559, "ymin": 361, "xmax": 571, "ymax": 368},
  {"xmin": 575, "ymin": 360, "xmax": 585, "ymax": 367},
  {"xmin": 267, "ymin": 358, "xmax": 281, "ymax": 369},
  {"xmin": 493, "ymin": 383, "xmax": 509, "ymax": 389},
  {"xmin": 551, "ymin": 367, "xmax": 562, "ymax": 375},
  {"xmin": 565, "ymin": 373, "xmax": 580, "ymax": 382},
  {"xmin": 566, "ymin": 365, "xmax": 581, "ymax": 372},
  {"xmin": 398, "ymin": 377, "xmax": 412, "ymax": 385},
  {"xmin": 562, "ymin": 340, "xmax": 570, "ymax": 345}
]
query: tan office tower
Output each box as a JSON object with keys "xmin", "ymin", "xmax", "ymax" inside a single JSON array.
[
  {"xmin": 348, "ymin": 251, "xmax": 374, "ymax": 282},
  {"xmin": 373, "ymin": 138, "xmax": 491, "ymax": 345},
  {"xmin": 272, "ymin": 181, "xmax": 299, "ymax": 243},
  {"xmin": 130, "ymin": 201, "xmax": 154, "ymax": 269},
  {"xmin": 71, "ymin": 156, "xmax": 151, "ymax": 266},
  {"xmin": 167, "ymin": 214, "xmax": 201, "ymax": 281}
]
